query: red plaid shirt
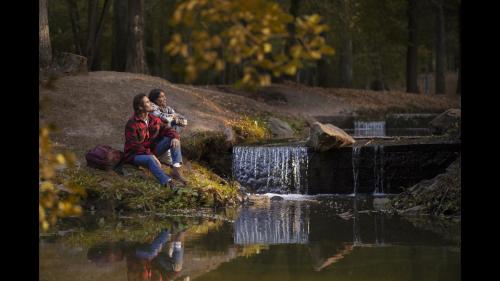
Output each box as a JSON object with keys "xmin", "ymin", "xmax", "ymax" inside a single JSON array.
[{"xmin": 124, "ymin": 113, "xmax": 180, "ymax": 163}]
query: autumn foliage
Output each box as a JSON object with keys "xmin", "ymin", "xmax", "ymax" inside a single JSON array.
[{"xmin": 165, "ymin": 0, "xmax": 334, "ymax": 87}]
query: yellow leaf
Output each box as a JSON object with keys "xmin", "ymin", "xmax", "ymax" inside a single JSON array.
[
  {"xmin": 180, "ymin": 45, "xmax": 189, "ymax": 58},
  {"xmin": 56, "ymin": 154, "xmax": 65, "ymax": 165},
  {"xmin": 263, "ymin": 43, "xmax": 272, "ymax": 53},
  {"xmin": 72, "ymin": 205, "xmax": 82, "ymax": 214},
  {"xmin": 284, "ymin": 64, "xmax": 297, "ymax": 76},
  {"xmin": 243, "ymin": 73, "xmax": 252, "ymax": 83},
  {"xmin": 215, "ymin": 60, "xmax": 225, "ymax": 71},
  {"xmin": 309, "ymin": 51, "xmax": 322, "ymax": 59},
  {"xmin": 307, "ymin": 14, "xmax": 321, "ymax": 24},
  {"xmin": 321, "ymin": 45, "xmax": 335, "ymax": 55},
  {"xmin": 259, "ymin": 74, "xmax": 271, "ymax": 86},
  {"xmin": 39, "ymin": 205, "xmax": 46, "ymax": 221},
  {"xmin": 41, "ymin": 166, "xmax": 54, "ymax": 180},
  {"xmin": 290, "ymin": 45, "xmax": 302, "ymax": 58},
  {"xmin": 229, "ymin": 37, "xmax": 238, "ymax": 47},
  {"xmin": 40, "ymin": 181, "xmax": 54, "ymax": 192},
  {"xmin": 211, "ymin": 36, "xmax": 222, "ymax": 47}
]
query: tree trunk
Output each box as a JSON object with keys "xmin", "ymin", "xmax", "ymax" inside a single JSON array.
[
  {"xmin": 86, "ymin": 0, "xmax": 112, "ymax": 71},
  {"xmin": 157, "ymin": 0, "xmax": 166, "ymax": 78},
  {"xmin": 317, "ymin": 57, "xmax": 330, "ymax": 87},
  {"xmin": 406, "ymin": 0, "xmax": 419, "ymax": 93},
  {"xmin": 86, "ymin": 0, "xmax": 98, "ymax": 68},
  {"xmin": 39, "ymin": 0, "xmax": 52, "ymax": 68},
  {"xmin": 339, "ymin": 38, "xmax": 353, "ymax": 87},
  {"xmin": 65, "ymin": 0, "xmax": 83, "ymax": 55},
  {"xmin": 456, "ymin": 5, "xmax": 461, "ymax": 95},
  {"xmin": 338, "ymin": 0, "xmax": 353, "ymax": 88},
  {"xmin": 434, "ymin": 1, "xmax": 446, "ymax": 94},
  {"xmin": 316, "ymin": 24, "xmax": 330, "ymax": 87},
  {"xmin": 126, "ymin": 0, "xmax": 148, "ymax": 74},
  {"xmin": 112, "ymin": 0, "xmax": 128, "ymax": 71},
  {"xmin": 286, "ymin": 0, "xmax": 300, "ymax": 54},
  {"xmin": 145, "ymin": 4, "xmax": 156, "ymax": 75}
]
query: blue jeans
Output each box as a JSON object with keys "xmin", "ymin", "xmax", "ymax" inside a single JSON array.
[
  {"xmin": 135, "ymin": 229, "xmax": 170, "ymax": 260},
  {"xmin": 133, "ymin": 155, "xmax": 170, "ymax": 185},
  {"xmin": 173, "ymin": 125, "xmax": 183, "ymax": 134},
  {"xmin": 154, "ymin": 137, "xmax": 183, "ymax": 166}
]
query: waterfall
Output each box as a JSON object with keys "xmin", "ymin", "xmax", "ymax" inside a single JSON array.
[
  {"xmin": 234, "ymin": 201, "xmax": 310, "ymax": 245},
  {"xmin": 233, "ymin": 146, "xmax": 309, "ymax": 194},
  {"xmin": 354, "ymin": 121, "xmax": 386, "ymax": 137},
  {"xmin": 352, "ymin": 198, "xmax": 361, "ymax": 245},
  {"xmin": 374, "ymin": 214, "xmax": 385, "ymax": 245},
  {"xmin": 373, "ymin": 145, "xmax": 385, "ymax": 194},
  {"xmin": 351, "ymin": 146, "xmax": 361, "ymax": 195}
]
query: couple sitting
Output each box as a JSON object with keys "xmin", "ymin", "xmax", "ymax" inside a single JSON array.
[{"xmin": 123, "ymin": 89, "xmax": 188, "ymax": 189}]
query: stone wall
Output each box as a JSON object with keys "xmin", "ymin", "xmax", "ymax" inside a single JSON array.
[{"xmin": 307, "ymin": 143, "xmax": 460, "ymax": 194}]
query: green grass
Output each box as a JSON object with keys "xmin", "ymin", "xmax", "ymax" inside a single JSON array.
[{"xmin": 59, "ymin": 161, "xmax": 240, "ymax": 213}]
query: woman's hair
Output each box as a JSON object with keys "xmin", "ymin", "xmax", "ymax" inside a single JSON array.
[
  {"xmin": 87, "ymin": 242, "xmax": 125, "ymax": 265},
  {"xmin": 148, "ymin": 89, "xmax": 164, "ymax": 105},
  {"xmin": 133, "ymin": 93, "xmax": 147, "ymax": 113}
]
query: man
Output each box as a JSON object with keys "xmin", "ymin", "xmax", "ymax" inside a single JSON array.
[
  {"xmin": 123, "ymin": 94, "xmax": 187, "ymax": 188},
  {"xmin": 87, "ymin": 228, "xmax": 186, "ymax": 281},
  {"xmin": 148, "ymin": 89, "xmax": 188, "ymax": 166}
]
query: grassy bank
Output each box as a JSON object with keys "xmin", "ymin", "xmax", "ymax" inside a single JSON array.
[{"xmin": 56, "ymin": 161, "xmax": 241, "ymax": 213}]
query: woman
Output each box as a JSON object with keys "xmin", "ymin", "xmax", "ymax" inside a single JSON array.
[{"xmin": 148, "ymin": 89, "xmax": 188, "ymax": 167}]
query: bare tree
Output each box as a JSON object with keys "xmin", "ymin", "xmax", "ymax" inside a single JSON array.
[
  {"xmin": 40, "ymin": 0, "xmax": 52, "ymax": 68},
  {"xmin": 112, "ymin": 0, "xmax": 128, "ymax": 71},
  {"xmin": 126, "ymin": 0, "xmax": 148, "ymax": 73},
  {"xmin": 86, "ymin": 0, "xmax": 112, "ymax": 70},
  {"xmin": 338, "ymin": 0, "xmax": 353, "ymax": 88},
  {"xmin": 433, "ymin": 0, "xmax": 446, "ymax": 94},
  {"xmin": 65, "ymin": 0, "xmax": 83, "ymax": 55},
  {"xmin": 406, "ymin": 0, "xmax": 418, "ymax": 93}
]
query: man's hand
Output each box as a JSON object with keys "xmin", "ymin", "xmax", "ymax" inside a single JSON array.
[{"xmin": 171, "ymin": 138, "xmax": 180, "ymax": 149}]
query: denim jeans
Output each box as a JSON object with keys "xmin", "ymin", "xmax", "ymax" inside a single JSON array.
[
  {"xmin": 133, "ymin": 155, "xmax": 170, "ymax": 185},
  {"xmin": 173, "ymin": 125, "xmax": 183, "ymax": 134},
  {"xmin": 154, "ymin": 136, "xmax": 183, "ymax": 166},
  {"xmin": 135, "ymin": 229, "xmax": 171, "ymax": 260}
]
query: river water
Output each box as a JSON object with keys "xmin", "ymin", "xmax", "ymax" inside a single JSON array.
[{"xmin": 39, "ymin": 195, "xmax": 460, "ymax": 281}]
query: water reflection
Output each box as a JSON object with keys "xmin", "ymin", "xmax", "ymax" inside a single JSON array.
[
  {"xmin": 234, "ymin": 197, "xmax": 432, "ymax": 247},
  {"xmin": 234, "ymin": 201, "xmax": 310, "ymax": 245},
  {"xmin": 87, "ymin": 228, "xmax": 186, "ymax": 281},
  {"xmin": 40, "ymin": 197, "xmax": 460, "ymax": 281}
]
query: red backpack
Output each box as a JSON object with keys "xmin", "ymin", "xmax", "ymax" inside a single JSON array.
[{"xmin": 85, "ymin": 145, "xmax": 124, "ymax": 171}]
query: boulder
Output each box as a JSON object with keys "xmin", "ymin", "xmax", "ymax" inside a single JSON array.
[
  {"xmin": 429, "ymin": 108, "xmax": 461, "ymax": 134},
  {"xmin": 60, "ymin": 52, "xmax": 88, "ymax": 75},
  {"xmin": 268, "ymin": 117, "xmax": 295, "ymax": 139},
  {"xmin": 223, "ymin": 125, "xmax": 236, "ymax": 144},
  {"xmin": 306, "ymin": 122, "xmax": 355, "ymax": 151}
]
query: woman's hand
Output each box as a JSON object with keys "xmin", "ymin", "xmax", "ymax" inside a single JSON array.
[{"xmin": 171, "ymin": 138, "xmax": 180, "ymax": 149}]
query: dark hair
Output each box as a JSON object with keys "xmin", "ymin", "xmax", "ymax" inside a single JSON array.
[
  {"xmin": 133, "ymin": 93, "xmax": 147, "ymax": 113},
  {"xmin": 148, "ymin": 88, "xmax": 164, "ymax": 105},
  {"xmin": 87, "ymin": 242, "xmax": 125, "ymax": 265}
]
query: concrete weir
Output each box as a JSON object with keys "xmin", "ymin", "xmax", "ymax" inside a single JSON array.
[
  {"xmin": 307, "ymin": 142, "xmax": 460, "ymax": 194},
  {"xmin": 233, "ymin": 141, "xmax": 460, "ymax": 195}
]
